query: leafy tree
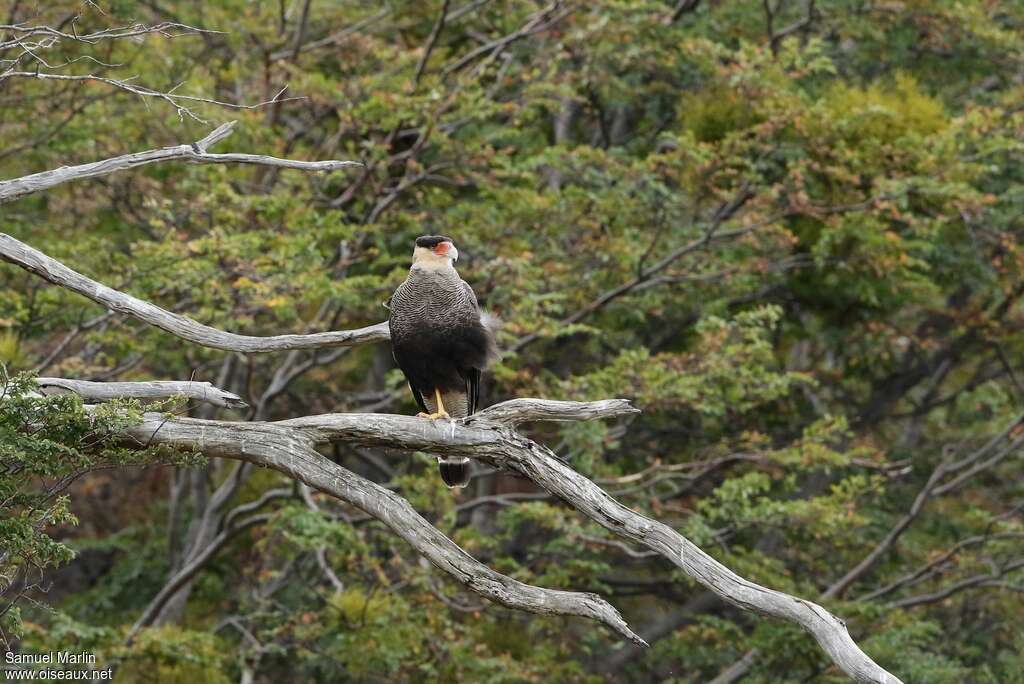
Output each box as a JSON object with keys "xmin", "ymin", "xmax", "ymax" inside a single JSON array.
[{"xmin": 1, "ymin": 1, "xmax": 1022, "ymax": 681}]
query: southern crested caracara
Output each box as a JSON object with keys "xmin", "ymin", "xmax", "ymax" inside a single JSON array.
[{"xmin": 387, "ymin": 235, "xmax": 497, "ymax": 488}]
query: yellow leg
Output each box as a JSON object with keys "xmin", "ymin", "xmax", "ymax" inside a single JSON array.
[{"xmin": 416, "ymin": 388, "xmax": 451, "ymax": 420}]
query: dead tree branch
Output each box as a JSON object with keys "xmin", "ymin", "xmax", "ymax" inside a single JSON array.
[
  {"xmin": 121, "ymin": 406, "xmax": 646, "ymax": 647},
  {"xmin": 0, "ymin": 232, "xmax": 389, "ymax": 352},
  {"xmin": 33, "ymin": 377, "xmax": 247, "ymax": 408},
  {"xmin": 0, "ymin": 72, "xmax": 306, "ymax": 123},
  {"xmin": 0, "ymin": 21, "xmax": 217, "ymax": 49},
  {"xmin": 470, "ymin": 398, "xmax": 639, "ymax": 426},
  {"xmin": 110, "ymin": 398, "xmax": 899, "ymax": 684},
  {"xmin": 0, "ymin": 121, "xmax": 361, "ymax": 204},
  {"xmin": 2, "ymin": 236, "xmax": 900, "ymax": 680},
  {"xmin": 0, "ymin": 18, "xmax": 297, "ymax": 123}
]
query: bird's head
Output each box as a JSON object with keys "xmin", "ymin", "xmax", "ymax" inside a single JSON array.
[{"xmin": 412, "ymin": 235, "xmax": 459, "ymax": 269}]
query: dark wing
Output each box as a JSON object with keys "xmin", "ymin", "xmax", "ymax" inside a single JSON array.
[
  {"xmin": 467, "ymin": 367, "xmax": 481, "ymax": 414},
  {"xmin": 392, "ymin": 347, "xmax": 431, "ymax": 414},
  {"xmin": 392, "ymin": 345, "xmax": 430, "ymax": 414},
  {"xmin": 388, "ymin": 280, "xmax": 423, "ymax": 411},
  {"xmin": 462, "ymin": 280, "xmax": 480, "ymax": 310},
  {"xmin": 460, "ymin": 278, "xmax": 491, "ymax": 416},
  {"xmin": 408, "ymin": 382, "xmax": 429, "ymax": 414}
]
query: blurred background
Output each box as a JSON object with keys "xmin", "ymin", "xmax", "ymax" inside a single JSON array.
[{"xmin": 1, "ymin": 1, "xmax": 1022, "ymax": 681}]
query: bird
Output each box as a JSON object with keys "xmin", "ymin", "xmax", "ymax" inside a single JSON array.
[{"xmin": 387, "ymin": 235, "xmax": 497, "ymax": 488}]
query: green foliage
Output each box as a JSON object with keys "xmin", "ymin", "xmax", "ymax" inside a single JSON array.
[
  {"xmin": 2, "ymin": 0, "xmax": 1023, "ymax": 681},
  {"xmin": 119, "ymin": 626, "xmax": 233, "ymax": 684},
  {"xmin": 0, "ymin": 368, "xmax": 194, "ymax": 642}
]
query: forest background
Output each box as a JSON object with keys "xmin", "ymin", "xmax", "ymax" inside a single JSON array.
[{"xmin": 1, "ymin": 1, "xmax": 1023, "ymax": 682}]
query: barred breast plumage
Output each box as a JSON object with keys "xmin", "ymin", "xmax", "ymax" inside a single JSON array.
[
  {"xmin": 389, "ymin": 268, "xmax": 480, "ymax": 349},
  {"xmin": 388, "ymin": 236, "xmax": 497, "ymax": 488}
]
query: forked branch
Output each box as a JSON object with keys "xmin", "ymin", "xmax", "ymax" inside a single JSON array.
[
  {"xmin": 0, "ymin": 121, "xmax": 361, "ymax": 204},
  {"xmin": 122, "ymin": 406, "xmax": 646, "ymax": 646},
  {"xmin": 0, "ymin": 232, "xmax": 389, "ymax": 352},
  {"xmin": 34, "ymin": 377, "xmax": 247, "ymax": 409},
  {"xmin": 4, "ymin": 232, "xmax": 901, "ymax": 682},
  {"xmin": 115, "ymin": 397, "xmax": 900, "ymax": 683}
]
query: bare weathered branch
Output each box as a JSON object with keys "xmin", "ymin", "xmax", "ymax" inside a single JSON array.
[
  {"xmin": 123, "ymin": 412, "xmax": 646, "ymax": 646},
  {"xmin": 282, "ymin": 411, "xmax": 898, "ymax": 682},
  {"xmin": 0, "ymin": 72, "xmax": 306, "ymax": 123},
  {"xmin": 0, "ymin": 21, "xmax": 218, "ymax": 49},
  {"xmin": 0, "ymin": 121, "xmax": 361, "ymax": 203},
  {"xmin": 471, "ymin": 398, "xmax": 639, "ymax": 427},
  {"xmin": 0, "ymin": 233, "xmax": 390, "ymax": 352},
  {"xmin": 34, "ymin": 377, "xmax": 247, "ymax": 409},
  {"xmin": 112, "ymin": 401, "xmax": 899, "ymax": 683},
  {"xmin": 0, "ymin": 19, "xmax": 297, "ymax": 123}
]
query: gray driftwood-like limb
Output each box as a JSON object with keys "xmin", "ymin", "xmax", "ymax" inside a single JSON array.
[
  {"xmin": 0, "ymin": 233, "xmax": 390, "ymax": 352},
  {"xmin": 272, "ymin": 402, "xmax": 900, "ymax": 684},
  {"xmin": 484, "ymin": 440, "xmax": 899, "ymax": 684},
  {"xmin": 123, "ymin": 413, "xmax": 646, "ymax": 647},
  {"xmin": 35, "ymin": 378, "xmax": 247, "ymax": 409},
  {"xmin": 0, "ymin": 121, "xmax": 361, "ymax": 204},
  {"xmin": 472, "ymin": 398, "xmax": 639, "ymax": 427},
  {"xmin": 114, "ymin": 397, "xmax": 898, "ymax": 683}
]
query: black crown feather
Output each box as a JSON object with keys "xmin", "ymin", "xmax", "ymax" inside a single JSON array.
[{"xmin": 415, "ymin": 235, "xmax": 455, "ymax": 248}]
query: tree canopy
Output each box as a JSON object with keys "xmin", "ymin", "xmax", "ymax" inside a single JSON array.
[{"xmin": 1, "ymin": 1, "xmax": 1022, "ymax": 682}]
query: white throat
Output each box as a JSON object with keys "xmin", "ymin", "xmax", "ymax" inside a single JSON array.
[
  {"xmin": 412, "ymin": 246, "xmax": 457, "ymax": 271},
  {"xmin": 412, "ymin": 261, "xmax": 455, "ymax": 273}
]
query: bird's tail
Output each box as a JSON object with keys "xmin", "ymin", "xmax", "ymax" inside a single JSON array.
[{"xmin": 438, "ymin": 457, "xmax": 471, "ymax": 489}]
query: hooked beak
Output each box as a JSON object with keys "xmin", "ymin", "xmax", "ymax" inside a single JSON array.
[{"xmin": 448, "ymin": 245, "xmax": 459, "ymax": 262}]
